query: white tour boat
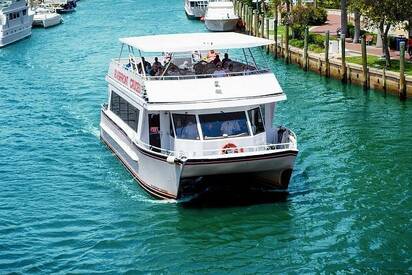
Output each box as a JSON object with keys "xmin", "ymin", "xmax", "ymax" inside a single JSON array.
[
  {"xmin": 204, "ymin": 0, "xmax": 238, "ymax": 32},
  {"xmin": 31, "ymin": 6, "xmax": 62, "ymax": 28},
  {"xmin": 184, "ymin": 0, "xmax": 208, "ymax": 20},
  {"xmin": 0, "ymin": 0, "xmax": 33, "ymax": 47},
  {"xmin": 100, "ymin": 32, "xmax": 298, "ymax": 199}
]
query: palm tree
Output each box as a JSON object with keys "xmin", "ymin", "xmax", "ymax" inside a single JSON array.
[{"xmin": 353, "ymin": 9, "xmax": 361, "ymax": 43}]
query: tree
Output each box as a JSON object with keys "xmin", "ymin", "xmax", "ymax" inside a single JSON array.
[
  {"xmin": 353, "ymin": 8, "xmax": 361, "ymax": 43},
  {"xmin": 357, "ymin": 0, "xmax": 412, "ymax": 66},
  {"xmin": 340, "ymin": 0, "xmax": 348, "ymax": 36}
]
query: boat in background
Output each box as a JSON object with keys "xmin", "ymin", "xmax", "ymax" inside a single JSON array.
[
  {"xmin": 43, "ymin": 0, "xmax": 76, "ymax": 14},
  {"xmin": 31, "ymin": 6, "xmax": 62, "ymax": 28},
  {"xmin": 204, "ymin": 0, "xmax": 238, "ymax": 32},
  {"xmin": 100, "ymin": 32, "xmax": 298, "ymax": 199},
  {"xmin": 184, "ymin": 0, "xmax": 208, "ymax": 20},
  {"xmin": 0, "ymin": 0, "xmax": 33, "ymax": 47}
]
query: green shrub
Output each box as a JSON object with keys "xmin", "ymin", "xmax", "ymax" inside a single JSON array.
[
  {"xmin": 309, "ymin": 6, "xmax": 327, "ymax": 26},
  {"xmin": 290, "ymin": 39, "xmax": 304, "ymax": 48},
  {"xmin": 309, "ymin": 33, "xmax": 325, "ymax": 48}
]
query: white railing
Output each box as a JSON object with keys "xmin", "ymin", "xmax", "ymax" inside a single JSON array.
[{"xmin": 135, "ymin": 136, "xmax": 297, "ymax": 160}]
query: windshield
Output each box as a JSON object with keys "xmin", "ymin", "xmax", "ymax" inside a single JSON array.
[
  {"xmin": 172, "ymin": 114, "xmax": 200, "ymax": 140},
  {"xmin": 199, "ymin": 112, "xmax": 250, "ymax": 139}
]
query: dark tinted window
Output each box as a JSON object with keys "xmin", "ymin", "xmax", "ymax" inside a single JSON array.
[
  {"xmin": 110, "ymin": 91, "xmax": 140, "ymax": 132},
  {"xmin": 248, "ymin": 108, "xmax": 265, "ymax": 135},
  {"xmin": 173, "ymin": 114, "xmax": 199, "ymax": 140},
  {"xmin": 199, "ymin": 112, "xmax": 249, "ymax": 139}
]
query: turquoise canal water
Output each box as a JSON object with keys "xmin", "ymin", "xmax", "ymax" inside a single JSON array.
[{"xmin": 1, "ymin": 0, "xmax": 412, "ymax": 273}]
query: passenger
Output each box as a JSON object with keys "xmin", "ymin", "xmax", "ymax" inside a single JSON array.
[
  {"xmin": 203, "ymin": 122, "xmax": 219, "ymax": 138},
  {"xmin": 181, "ymin": 121, "xmax": 198, "ymax": 139},
  {"xmin": 138, "ymin": 57, "xmax": 151, "ymax": 74},
  {"xmin": 212, "ymin": 63, "xmax": 226, "ymax": 77},
  {"xmin": 152, "ymin": 57, "xmax": 162, "ymax": 68},
  {"xmin": 222, "ymin": 53, "xmax": 232, "ymax": 67},
  {"xmin": 150, "ymin": 63, "xmax": 160, "ymax": 76},
  {"xmin": 220, "ymin": 120, "xmax": 240, "ymax": 136},
  {"xmin": 212, "ymin": 54, "xmax": 221, "ymax": 65},
  {"xmin": 207, "ymin": 50, "xmax": 217, "ymax": 62}
]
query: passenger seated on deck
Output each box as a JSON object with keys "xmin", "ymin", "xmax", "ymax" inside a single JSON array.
[
  {"xmin": 152, "ymin": 57, "xmax": 162, "ymax": 68},
  {"xmin": 207, "ymin": 50, "xmax": 217, "ymax": 62},
  {"xmin": 213, "ymin": 63, "xmax": 226, "ymax": 77},
  {"xmin": 150, "ymin": 63, "xmax": 160, "ymax": 76},
  {"xmin": 222, "ymin": 53, "xmax": 232, "ymax": 67},
  {"xmin": 212, "ymin": 54, "xmax": 221, "ymax": 65},
  {"xmin": 137, "ymin": 57, "xmax": 151, "ymax": 74}
]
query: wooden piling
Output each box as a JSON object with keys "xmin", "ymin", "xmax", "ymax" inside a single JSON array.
[
  {"xmin": 399, "ymin": 41, "xmax": 406, "ymax": 99},
  {"xmin": 325, "ymin": 30, "xmax": 330, "ymax": 76},
  {"xmin": 341, "ymin": 33, "xmax": 347, "ymax": 83},
  {"xmin": 265, "ymin": 18, "xmax": 270, "ymax": 53},
  {"xmin": 285, "ymin": 26, "xmax": 290, "ymax": 64},
  {"xmin": 249, "ymin": 7, "xmax": 253, "ymax": 35},
  {"xmin": 274, "ymin": 19, "xmax": 278, "ymax": 59},
  {"xmin": 252, "ymin": 10, "xmax": 259, "ymax": 36},
  {"xmin": 260, "ymin": 15, "xmax": 264, "ymax": 38},
  {"xmin": 303, "ymin": 27, "xmax": 309, "ymax": 70},
  {"xmin": 361, "ymin": 35, "xmax": 368, "ymax": 90}
]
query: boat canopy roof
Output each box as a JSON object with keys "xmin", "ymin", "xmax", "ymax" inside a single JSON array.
[{"xmin": 119, "ymin": 32, "xmax": 275, "ymax": 53}]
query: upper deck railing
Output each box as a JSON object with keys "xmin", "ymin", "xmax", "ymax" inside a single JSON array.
[{"xmin": 112, "ymin": 57, "xmax": 271, "ymax": 82}]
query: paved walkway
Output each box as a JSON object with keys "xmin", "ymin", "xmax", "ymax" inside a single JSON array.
[{"xmin": 311, "ymin": 12, "xmax": 403, "ymax": 59}]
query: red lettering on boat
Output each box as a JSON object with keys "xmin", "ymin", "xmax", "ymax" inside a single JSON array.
[
  {"xmin": 114, "ymin": 69, "xmax": 128, "ymax": 86},
  {"xmin": 130, "ymin": 79, "xmax": 141, "ymax": 94}
]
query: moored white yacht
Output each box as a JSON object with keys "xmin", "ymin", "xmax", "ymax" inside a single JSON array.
[
  {"xmin": 0, "ymin": 0, "xmax": 33, "ymax": 47},
  {"xmin": 184, "ymin": 0, "xmax": 208, "ymax": 20},
  {"xmin": 100, "ymin": 32, "xmax": 298, "ymax": 200},
  {"xmin": 31, "ymin": 6, "xmax": 62, "ymax": 28},
  {"xmin": 204, "ymin": 0, "xmax": 238, "ymax": 32}
]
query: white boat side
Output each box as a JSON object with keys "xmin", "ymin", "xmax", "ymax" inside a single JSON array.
[
  {"xmin": 0, "ymin": 0, "xmax": 33, "ymax": 47},
  {"xmin": 204, "ymin": 0, "xmax": 239, "ymax": 32},
  {"xmin": 100, "ymin": 32, "xmax": 299, "ymax": 199},
  {"xmin": 184, "ymin": 0, "xmax": 208, "ymax": 19}
]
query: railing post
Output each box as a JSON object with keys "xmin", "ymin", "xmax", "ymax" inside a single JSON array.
[
  {"xmin": 325, "ymin": 30, "xmax": 330, "ymax": 77},
  {"xmin": 361, "ymin": 35, "xmax": 368, "ymax": 90},
  {"xmin": 341, "ymin": 33, "xmax": 347, "ymax": 83},
  {"xmin": 400, "ymin": 41, "xmax": 406, "ymax": 100}
]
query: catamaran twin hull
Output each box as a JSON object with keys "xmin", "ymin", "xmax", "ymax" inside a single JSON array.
[{"xmin": 101, "ymin": 109, "xmax": 297, "ymax": 200}]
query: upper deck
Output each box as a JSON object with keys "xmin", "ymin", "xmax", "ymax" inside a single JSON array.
[{"xmin": 106, "ymin": 32, "xmax": 286, "ymax": 110}]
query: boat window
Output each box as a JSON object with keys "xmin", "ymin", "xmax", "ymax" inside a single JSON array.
[
  {"xmin": 172, "ymin": 114, "xmax": 199, "ymax": 140},
  {"xmin": 110, "ymin": 91, "xmax": 140, "ymax": 132},
  {"xmin": 199, "ymin": 112, "xmax": 250, "ymax": 139},
  {"xmin": 248, "ymin": 108, "xmax": 265, "ymax": 135},
  {"xmin": 22, "ymin": 9, "xmax": 26, "ymax": 16},
  {"xmin": 190, "ymin": 1, "xmax": 195, "ymax": 7}
]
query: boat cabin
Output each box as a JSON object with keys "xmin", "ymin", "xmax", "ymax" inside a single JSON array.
[{"xmin": 103, "ymin": 33, "xmax": 295, "ymax": 160}]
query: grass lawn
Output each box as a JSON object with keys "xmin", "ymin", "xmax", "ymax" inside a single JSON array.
[
  {"xmin": 347, "ymin": 55, "xmax": 412, "ymax": 76},
  {"xmin": 268, "ymin": 26, "xmax": 286, "ymax": 37}
]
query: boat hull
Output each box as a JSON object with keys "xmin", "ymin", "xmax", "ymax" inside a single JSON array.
[
  {"xmin": 100, "ymin": 109, "xmax": 297, "ymax": 200},
  {"xmin": 0, "ymin": 22, "xmax": 32, "ymax": 47},
  {"xmin": 204, "ymin": 18, "xmax": 238, "ymax": 32},
  {"xmin": 33, "ymin": 14, "xmax": 62, "ymax": 28},
  {"xmin": 184, "ymin": 6, "xmax": 206, "ymax": 19}
]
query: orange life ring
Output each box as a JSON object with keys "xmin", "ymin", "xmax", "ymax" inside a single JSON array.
[{"xmin": 221, "ymin": 143, "xmax": 239, "ymax": 154}]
